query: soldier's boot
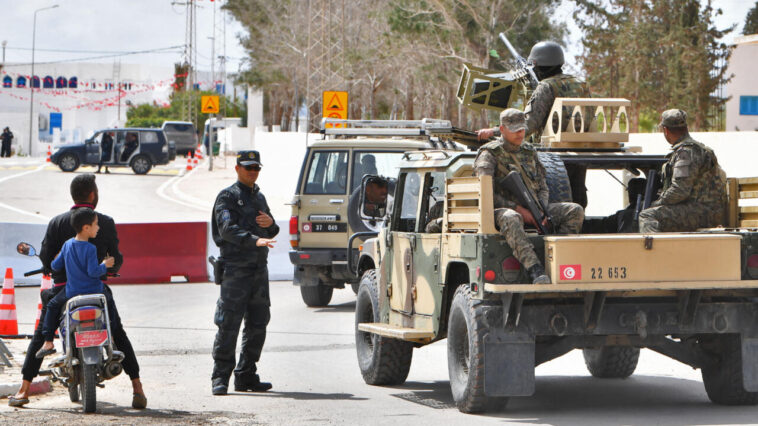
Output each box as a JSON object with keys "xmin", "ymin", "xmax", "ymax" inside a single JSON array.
[
  {"xmin": 212, "ymin": 379, "xmax": 228, "ymax": 396},
  {"xmin": 235, "ymin": 375, "xmax": 272, "ymax": 392},
  {"xmin": 527, "ymin": 264, "xmax": 551, "ymax": 284}
]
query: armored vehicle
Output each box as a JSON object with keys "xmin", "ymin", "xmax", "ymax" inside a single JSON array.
[
  {"xmin": 288, "ymin": 119, "xmax": 466, "ymax": 307},
  {"xmin": 350, "ymin": 99, "xmax": 758, "ymax": 413}
]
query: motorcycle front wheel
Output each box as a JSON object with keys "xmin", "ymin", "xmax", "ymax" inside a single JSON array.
[{"xmin": 80, "ymin": 364, "xmax": 97, "ymax": 413}]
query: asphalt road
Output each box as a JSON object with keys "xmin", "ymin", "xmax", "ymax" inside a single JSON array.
[
  {"xmin": 4, "ymin": 283, "xmax": 758, "ymax": 425},
  {"xmin": 2, "ymin": 157, "xmax": 758, "ymax": 424}
]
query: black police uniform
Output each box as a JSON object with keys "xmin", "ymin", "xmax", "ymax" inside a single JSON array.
[
  {"xmin": 211, "ymin": 150, "xmax": 279, "ymax": 393},
  {"xmin": 21, "ymin": 204, "xmax": 141, "ymax": 383}
]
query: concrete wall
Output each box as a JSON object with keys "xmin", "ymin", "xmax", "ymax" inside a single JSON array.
[{"xmin": 725, "ymin": 35, "xmax": 758, "ymax": 132}]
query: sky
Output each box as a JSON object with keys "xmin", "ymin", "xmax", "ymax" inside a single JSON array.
[{"xmin": 0, "ymin": 0, "xmax": 754, "ymax": 76}]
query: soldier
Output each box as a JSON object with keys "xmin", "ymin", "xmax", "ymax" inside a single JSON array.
[
  {"xmin": 211, "ymin": 150, "xmax": 279, "ymax": 396},
  {"xmin": 474, "ymin": 108, "xmax": 584, "ymax": 284},
  {"xmin": 477, "ymin": 41, "xmax": 591, "ymax": 143},
  {"xmin": 638, "ymin": 110, "xmax": 727, "ymax": 233}
]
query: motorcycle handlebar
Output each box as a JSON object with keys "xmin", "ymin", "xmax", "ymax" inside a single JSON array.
[{"xmin": 24, "ymin": 268, "xmax": 44, "ymax": 277}]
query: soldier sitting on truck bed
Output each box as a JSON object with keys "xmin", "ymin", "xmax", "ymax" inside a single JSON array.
[
  {"xmin": 475, "ymin": 108, "xmax": 584, "ymax": 284},
  {"xmin": 638, "ymin": 109, "xmax": 727, "ymax": 233}
]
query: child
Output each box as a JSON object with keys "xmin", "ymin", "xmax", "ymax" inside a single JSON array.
[{"xmin": 36, "ymin": 208, "xmax": 115, "ymax": 358}]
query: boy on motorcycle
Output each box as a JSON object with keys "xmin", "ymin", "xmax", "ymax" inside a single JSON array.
[{"xmin": 36, "ymin": 208, "xmax": 116, "ymax": 357}]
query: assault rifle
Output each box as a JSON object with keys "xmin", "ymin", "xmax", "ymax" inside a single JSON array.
[
  {"xmin": 498, "ymin": 32, "xmax": 539, "ymax": 90},
  {"xmin": 503, "ymin": 170, "xmax": 552, "ymax": 234}
]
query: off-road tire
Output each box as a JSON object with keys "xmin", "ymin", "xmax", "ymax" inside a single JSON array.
[
  {"xmin": 80, "ymin": 363, "xmax": 97, "ymax": 413},
  {"xmin": 355, "ymin": 269, "xmax": 413, "ymax": 385},
  {"xmin": 68, "ymin": 376, "xmax": 80, "ymax": 402},
  {"xmin": 59, "ymin": 153, "xmax": 80, "ymax": 172},
  {"xmin": 447, "ymin": 286, "xmax": 507, "ymax": 413},
  {"xmin": 537, "ymin": 152, "xmax": 572, "ymax": 203},
  {"xmin": 131, "ymin": 154, "xmax": 152, "ymax": 175},
  {"xmin": 583, "ymin": 346, "xmax": 640, "ymax": 378},
  {"xmin": 300, "ymin": 282, "xmax": 333, "ymax": 307},
  {"xmin": 702, "ymin": 334, "xmax": 758, "ymax": 405}
]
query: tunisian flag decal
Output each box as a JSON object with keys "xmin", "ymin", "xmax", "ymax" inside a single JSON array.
[{"xmin": 559, "ymin": 265, "xmax": 581, "ymax": 281}]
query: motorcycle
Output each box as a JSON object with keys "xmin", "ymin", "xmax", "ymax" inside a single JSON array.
[{"xmin": 18, "ymin": 241, "xmax": 124, "ymax": 413}]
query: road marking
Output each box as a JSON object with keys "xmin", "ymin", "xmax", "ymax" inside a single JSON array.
[
  {"xmin": 155, "ymin": 161, "xmax": 210, "ymax": 211},
  {"xmin": 0, "ymin": 164, "xmax": 52, "ymax": 220}
]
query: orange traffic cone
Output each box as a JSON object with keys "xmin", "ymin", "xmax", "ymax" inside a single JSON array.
[
  {"xmin": 0, "ymin": 268, "xmax": 18, "ymax": 335},
  {"xmin": 46, "ymin": 145, "xmax": 52, "ymax": 162},
  {"xmin": 34, "ymin": 274, "xmax": 53, "ymax": 331},
  {"xmin": 195, "ymin": 144, "xmax": 203, "ymax": 160},
  {"xmin": 193, "ymin": 157, "xmax": 198, "ymax": 167},
  {"xmin": 186, "ymin": 155, "xmax": 193, "ymax": 171}
]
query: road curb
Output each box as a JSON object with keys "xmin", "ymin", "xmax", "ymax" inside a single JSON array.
[{"xmin": 0, "ymin": 377, "xmax": 51, "ymax": 397}]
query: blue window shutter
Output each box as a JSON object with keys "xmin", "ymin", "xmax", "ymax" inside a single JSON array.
[{"xmin": 741, "ymin": 96, "xmax": 758, "ymax": 115}]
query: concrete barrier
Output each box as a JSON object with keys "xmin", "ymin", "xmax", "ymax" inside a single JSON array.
[{"xmin": 109, "ymin": 222, "xmax": 208, "ymax": 284}]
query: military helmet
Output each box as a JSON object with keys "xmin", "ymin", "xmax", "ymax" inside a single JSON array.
[{"xmin": 527, "ymin": 41, "xmax": 565, "ymax": 67}]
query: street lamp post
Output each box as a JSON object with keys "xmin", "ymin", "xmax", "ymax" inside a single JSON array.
[{"xmin": 28, "ymin": 4, "xmax": 59, "ymax": 156}]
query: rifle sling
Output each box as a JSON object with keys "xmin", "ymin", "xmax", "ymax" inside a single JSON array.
[{"xmin": 501, "ymin": 149, "xmax": 543, "ymax": 207}]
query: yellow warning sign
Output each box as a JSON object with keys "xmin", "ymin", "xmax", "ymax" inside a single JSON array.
[
  {"xmin": 323, "ymin": 91, "xmax": 348, "ymax": 128},
  {"xmin": 201, "ymin": 95, "xmax": 220, "ymax": 114}
]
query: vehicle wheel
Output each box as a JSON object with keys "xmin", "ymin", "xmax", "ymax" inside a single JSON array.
[
  {"xmin": 538, "ymin": 152, "xmax": 572, "ymax": 203},
  {"xmin": 59, "ymin": 153, "xmax": 80, "ymax": 172},
  {"xmin": 701, "ymin": 334, "xmax": 758, "ymax": 405},
  {"xmin": 350, "ymin": 280, "xmax": 360, "ymax": 294},
  {"xmin": 131, "ymin": 155, "xmax": 152, "ymax": 175},
  {"xmin": 300, "ymin": 282, "xmax": 333, "ymax": 307},
  {"xmin": 68, "ymin": 375, "xmax": 80, "ymax": 402},
  {"xmin": 80, "ymin": 363, "xmax": 97, "ymax": 413},
  {"xmin": 447, "ymin": 285, "xmax": 507, "ymax": 413},
  {"xmin": 583, "ymin": 346, "xmax": 640, "ymax": 378},
  {"xmin": 355, "ymin": 270, "xmax": 413, "ymax": 385}
]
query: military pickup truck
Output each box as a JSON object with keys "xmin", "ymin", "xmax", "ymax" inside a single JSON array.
[
  {"xmin": 350, "ymin": 98, "xmax": 758, "ymax": 413},
  {"xmin": 288, "ymin": 119, "xmax": 467, "ymax": 307}
]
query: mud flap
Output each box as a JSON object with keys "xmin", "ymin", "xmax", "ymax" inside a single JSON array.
[
  {"xmin": 81, "ymin": 347, "xmax": 102, "ymax": 365},
  {"xmin": 483, "ymin": 334, "xmax": 535, "ymax": 396},
  {"xmin": 742, "ymin": 337, "xmax": 758, "ymax": 392}
]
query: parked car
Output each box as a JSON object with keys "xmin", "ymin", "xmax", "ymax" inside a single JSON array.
[
  {"xmin": 51, "ymin": 128, "xmax": 176, "ymax": 175},
  {"xmin": 161, "ymin": 121, "xmax": 197, "ymax": 155}
]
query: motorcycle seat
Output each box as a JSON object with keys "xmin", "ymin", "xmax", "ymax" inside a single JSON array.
[{"xmin": 66, "ymin": 294, "xmax": 106, "ymax": 310}]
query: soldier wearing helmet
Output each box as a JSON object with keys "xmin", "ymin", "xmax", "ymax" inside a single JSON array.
[{"xmin": 477, "ymin": 41, "xmax": 591, "ymax": 143}]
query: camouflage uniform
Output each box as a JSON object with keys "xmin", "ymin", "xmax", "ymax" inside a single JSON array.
[
  {"xmin": 474, "ymin": 139, "xmax": 584, "ymax": 269},
  {"xmin": 489, "ymin": 73, "xmax": 590, "ymax": 142},
  {"xmin": 524, "ymin": 73, "xmax": 591, "ymax": 142},
  {"xmin": 211, "ymin": 180, "xmax": 279, "ymax": 388},
  {"xmin": 639, "ymin": 135, "xmax": 726, "ymax": 233}
]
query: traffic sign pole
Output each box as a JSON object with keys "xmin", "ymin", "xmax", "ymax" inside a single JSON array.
[{"xmin": 209, "ymin": 114, "xmax": 214, "ymax": 171}]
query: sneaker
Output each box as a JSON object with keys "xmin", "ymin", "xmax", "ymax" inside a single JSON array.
[{"xmin": 212, "ymin": 384, "xmax": 228, "ymax": 396}]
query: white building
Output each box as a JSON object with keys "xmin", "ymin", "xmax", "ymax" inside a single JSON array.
[
  {"xmin": 725, "ymin": 34, "xmax": 758, "ymax": 132},
  {"xmin": 0, "ymin": 61, "xmax": 240, "ymax": 156}
]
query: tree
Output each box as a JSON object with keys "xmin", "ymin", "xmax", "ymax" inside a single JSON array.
[
  {"xmin": 126, "ymin": 90, "xmax": 246, "ymax": 130},
  {"xmin": 745, "ymin": 1, "xmax": 758, "ymax": 35},
  {"xmin": 224, "ymin": 0, "xmax": 565, "ymax": 129},
  {"xmin": 574, "ymin": 0, "xmax": 733, "ymax": 131}
]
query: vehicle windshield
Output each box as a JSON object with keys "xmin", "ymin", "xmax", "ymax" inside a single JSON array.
[{"xmin": 351, "ymin": 151, "xmax": 405, "ymax": 192}]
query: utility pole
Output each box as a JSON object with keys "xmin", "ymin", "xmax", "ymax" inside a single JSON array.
[
  {"xmin": 209, "ymin": 0, "xmax": 216, "ymax": 171},
  {"xmin": 29, "ymin": 4, "xmax": 59, "ymax": 156},
  {"xmin": 1, "ymin": 41, "xmax": 6, "ymax": 63}
]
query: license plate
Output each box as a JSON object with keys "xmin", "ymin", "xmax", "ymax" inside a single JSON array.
[
  {"xmin": 75, "ymin": 330, "xmax": 108, "ymax": 348},
  {"xmin": 303, "ymin": 222, "xmax": 346, "ymax": 233}
]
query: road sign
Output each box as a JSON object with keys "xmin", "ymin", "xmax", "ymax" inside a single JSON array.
[
  {"xmin": 323, "ymin": 91, "xmax": 348, "ymax": 128},
  {"xmin": 201, "ymin": 95, "xmax": 220, "ymax": 114}
]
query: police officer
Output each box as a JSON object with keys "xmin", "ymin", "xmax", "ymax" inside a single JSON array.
[
  {"xmin": 474, "ymin": 108, "xmax": 584, "ymax": 284},
  {"xmin": 211, "ymin": 150, "xmax": 278, "ymax": 395},
  {"xmin": 477, "ymin": 41, "xmax": 591, "ymax": 143},
  {"xmin": 638, "ymin": 110, "xmax": 727, "ymax": 232}
]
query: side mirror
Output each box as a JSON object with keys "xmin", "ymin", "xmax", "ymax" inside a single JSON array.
[
  {"xmin": 17, "ymin": 242, "xmax": 37, "ymax": 257},
  {"xmin": 360, "ymin": 175, "xmax": 390, "ymax": 221}
]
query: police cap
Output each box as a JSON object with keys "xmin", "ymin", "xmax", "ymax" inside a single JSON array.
[{"xmin": 237, "ymin": 150, "xmax": 262, "ymax": 166}]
